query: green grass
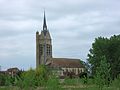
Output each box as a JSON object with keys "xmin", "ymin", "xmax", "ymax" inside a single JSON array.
[{"xmin": 0, "ymin": 78, "xmax": 120, "ymax": 90}]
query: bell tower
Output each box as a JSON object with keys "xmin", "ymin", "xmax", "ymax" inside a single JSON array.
[{"xmin": 36, "ymin": 12, "xmax": 52, "ymax": 68}]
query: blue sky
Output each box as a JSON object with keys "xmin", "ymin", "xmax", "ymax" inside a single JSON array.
[{"xmin": 0, "ymin": 0, "xmax": 120, "ymax": 70}]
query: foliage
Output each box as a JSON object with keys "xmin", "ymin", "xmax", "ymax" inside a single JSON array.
[
  {"xmin": 111, "ymin": 74, "xmax": 120, "ymax": 89},
  {"xmin": 19, "ymin": 68, "xmax": 36, "ymax": 89},
  {"xmin": 0, "ymin": 77, "xmax": 120, "ymax": 90},
  {"xmin": 4, "ymin": 75, "xmax": 14, "ymax": 86},
  {"xmin": 64, "ymin": 78, "xmax": 79, "ymax": 85},
  {"xmin": 35, "ymin": 65, "xmax": 49, "ymax": 86},
  {"xmin": 46, "ymin": 75, "xmax": 61, "ymax": 90},
  {"xmin": 95, "ymin": 56, "xmax": 111, "ymax": 90},
  {"xmin": 0, "ymin": 61, "xmax": 119, "ymax": 90},
  {"xmin": 87, "ymin": 35, "xmax": 120, "ymax": 79},
  {"xmin": 0, "ymin": 74, "xmax": 6, "ymax": 86},
  {"xmin": 80, "ymin": 61, "xmax": 91, "ymax": 75},
  {"xmin": 14, "ymin": 65, "xmax": 51, "ymax": 89}
]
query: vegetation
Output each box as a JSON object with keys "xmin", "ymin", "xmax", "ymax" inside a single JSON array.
[
  {"xmin": 87, "ymin": 35, "xmax": 120, "ymax": 79},
  {"xmin": 0, "ymin": 65, "xmax": 120, "ymax": 90},
  {"xmin": 0, "ymin": 74, "xmax": 6, "ymax": 86},
  {"xmin": 94, "ymin": 56, "xmax": 111, "ymax": 90}
]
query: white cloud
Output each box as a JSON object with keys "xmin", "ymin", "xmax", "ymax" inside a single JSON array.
[{"xmin": 0, "ymin": 0, "xmax": 120, "ymax": 70}]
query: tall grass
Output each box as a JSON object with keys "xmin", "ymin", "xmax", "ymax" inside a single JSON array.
[{"xmin": 0, "ymin": 65, "xmax": 120, "ymax": 90}]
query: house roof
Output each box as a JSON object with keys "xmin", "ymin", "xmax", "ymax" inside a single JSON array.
[
  {"xmin": 7, "ymin": 67, "xmax": 19, "ymax": 72},
  {"xmin": 46, "ymin": 58, "xmax": 84, "ymax": 68}
]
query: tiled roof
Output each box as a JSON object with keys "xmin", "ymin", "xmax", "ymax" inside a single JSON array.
[{"xmin": 46, "ymin": 58, "xmax": 84, "ymax": 68}]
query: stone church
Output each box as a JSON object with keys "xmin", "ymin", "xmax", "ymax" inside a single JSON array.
[{"xmin": 36, "ymin": 12, "xmax": 85, "ymax": 77}]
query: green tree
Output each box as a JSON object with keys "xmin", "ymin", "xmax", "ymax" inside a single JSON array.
[
  {"xmin": 0, "ymin": 74, "xmax": 6, "ymax": 86},
  {"xmin": 95, "ymin": 56, "xmax": 111, "ymax": 89},
  {"xmin": 15, "ymin": 65, "xmax": 50, "ymax": 89},
  {"xmin": 15, "ymin": 68, "xmax": 36, "ymax": 89},
  {"xmin": 46, "ymin": 75, "xmax": 60, "ymax": 90},
  {"xmin": 35, "ymin": 65, "xmax": 49, "ymax": 86},
  {"xmin": 4, "ymin": 75, "xmax": 14, "ymax": 86},
  {"xmin": 87, "ymin": 35, "xmax": 120, "ymax": 79}
]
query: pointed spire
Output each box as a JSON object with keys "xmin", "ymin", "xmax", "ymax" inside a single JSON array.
[{"xmin": 43, "ymin": 11, "xmax": 47, "ymax": 30}]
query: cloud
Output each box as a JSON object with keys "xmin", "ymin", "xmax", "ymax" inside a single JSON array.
[{"xmin": 0, "ymin": 0, "xmax": 120, "ymax": 70}]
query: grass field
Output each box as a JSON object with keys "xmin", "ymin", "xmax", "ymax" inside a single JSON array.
[{"xmin": 0, "ymin": 78, "xmax": 120, "ymax": 90}]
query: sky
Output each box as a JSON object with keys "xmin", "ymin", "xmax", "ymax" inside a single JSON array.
[{"xmin": 0, "ymin": 0, "xmax": 120, "ymax": 70}]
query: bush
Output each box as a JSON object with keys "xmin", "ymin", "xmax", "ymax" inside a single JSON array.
[
  {"xmin": 15, "ymin": 65, "xmax": 50, "ymax": 89},
  {"xmin": 46, "ymin": 75, "xmax": 61, "ymax": 90},
  {"xmin": 111, "ymin": 74, "xmax": 120, "ymax": 89},
  {"xmin": 0, "ymin": 74, "xmax": 6, "ymax": 86}
]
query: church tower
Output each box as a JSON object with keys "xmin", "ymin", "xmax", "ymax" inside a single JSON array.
[{"xmin": 36, "ymin": 12, "xmax": 52, "ymax": 68}]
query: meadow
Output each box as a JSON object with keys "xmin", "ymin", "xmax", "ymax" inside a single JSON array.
[
  {"xmin": 0, "ymin": 77, "xmax": 120, "ymax": 90},
  {"xmin": 0, "ymin": 65, "xmax": 120, "ymax": 90}
]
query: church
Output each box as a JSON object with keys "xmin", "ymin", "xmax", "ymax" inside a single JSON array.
[{"xmin": 36, "ymin": 12, "xmax": 85, "ymax": 77}]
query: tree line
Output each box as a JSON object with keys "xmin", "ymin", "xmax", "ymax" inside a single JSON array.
[{"xmin": 87, "ymin": 34, "xmax": 120, "ymax": 80}]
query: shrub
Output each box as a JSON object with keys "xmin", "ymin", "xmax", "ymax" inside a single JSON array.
[
  {"xmin": 111, "ymin": 74, "xmax": 120, "ymax": 89},
  {"xmin": 0, "ymin": 74, "xmax": 6, "ymax": 86}
]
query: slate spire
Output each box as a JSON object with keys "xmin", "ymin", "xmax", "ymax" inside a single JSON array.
[{"xmin": 43, "ymin": 11, "xmax": 47, "ymax": 30}]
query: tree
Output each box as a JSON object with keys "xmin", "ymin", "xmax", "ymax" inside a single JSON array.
[
  {"xmin": 35, "ymin": 65, "xmax": 49, "ymax": 86},
  {"xmin": 95, "ymin": 56, "xmax": 111, "ymax": 89},
  {"xmin": 0, "ymin": 74, "xmax": 6, "ymax": 86},
  {"xmin": 16, "ymin": 68, "xmax": 36, "ymax": 89},
  {"xmin": 15, "ymin": 65, "xmax": 50, "ymax": 89},
  {"xmin": 87, "ymin": 35, "xmax": 120, "ymax": 79}
]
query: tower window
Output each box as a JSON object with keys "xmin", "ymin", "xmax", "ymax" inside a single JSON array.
[
  {"xmin": 47, "ymin": 44, "xmax": 51, "ymax": 55},
  {"xmin": 39, "ymin": 44, "xmax": 43, "ymax": 55}
]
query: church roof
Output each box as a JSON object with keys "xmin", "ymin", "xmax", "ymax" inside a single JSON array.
[{"xmin": 46, "ymin": 58, "xmax": 84, "ymax": 68}]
